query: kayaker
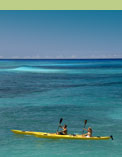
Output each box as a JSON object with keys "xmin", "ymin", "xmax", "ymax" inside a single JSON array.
[
  {"xmin": 83, "ymin": 127, "xmax": 92, "ymax": 137},
  {"xmin": 57, "ymin": 124, "xmax": 68, "ymax": 135}
]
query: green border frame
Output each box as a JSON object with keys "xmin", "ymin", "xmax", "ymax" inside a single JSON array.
[{"xmin": 0, "ymin": 0, "xmax": 122, "ymax": 10}]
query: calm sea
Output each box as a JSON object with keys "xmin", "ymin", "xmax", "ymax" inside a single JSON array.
[{"xmin": 0, "ymin": 59, "xmax": 122, "ymax": 157}]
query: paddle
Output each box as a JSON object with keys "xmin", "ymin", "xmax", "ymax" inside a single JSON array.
[
  {"xmin": 110, "ymin": 135, "xmax": 113, "ymax": 140},
  {"xmin": 57, "ymin": 118, "xmax": 63, "ymax": 132},
  {"xmin": 82, "ymin": 120, "xmax": 87, "ymax": 134}
]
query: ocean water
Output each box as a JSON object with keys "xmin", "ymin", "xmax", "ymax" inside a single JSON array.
[{"xmin": 0, "ymin": 59, "xmax": 122, "ymax": 157}]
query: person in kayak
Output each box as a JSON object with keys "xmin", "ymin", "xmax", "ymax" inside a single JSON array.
[
  {"xmin": 83, "ymin": 127, "xmax": 92, "ymax": 137},
  {"xmin": 57, "ymin": 124, "xmax": 68, "ymax": 135}
]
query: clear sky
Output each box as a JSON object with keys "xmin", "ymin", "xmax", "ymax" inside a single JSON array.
[{"xmin": 0, "ymin": 10, "xmax": 122, "ymax": 59}]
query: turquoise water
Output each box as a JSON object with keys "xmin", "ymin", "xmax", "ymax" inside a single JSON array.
[{"xmin": 0, "ymin": 59, "xmax": 122, "ymax": 157}]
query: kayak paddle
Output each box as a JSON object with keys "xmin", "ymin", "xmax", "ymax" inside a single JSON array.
[
  {"xmin": 57, "ymin": 118, "xmax": 63, "ymax": 132},
  {"xmin": 110, "ymin": 135, "xmax": 114, "ymax": 140},
  {"xmin": 82, "ymin": 120, "xmax": 87, "ymax": 134}
]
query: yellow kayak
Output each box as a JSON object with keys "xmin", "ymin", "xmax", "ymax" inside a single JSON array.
[
  {"xmin": 11, "ymin": 129, "xmax": 44, "ymax": 135},
  {"xmin": 11, "ymin": 130, "xmax": 113, "ymax": 140}
]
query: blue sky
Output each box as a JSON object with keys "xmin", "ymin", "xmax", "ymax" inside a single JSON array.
[{"xmin": 0, "ymin": 10, "xmax": 122, "ymax": 59}]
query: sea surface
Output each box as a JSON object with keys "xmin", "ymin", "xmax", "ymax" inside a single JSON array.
[{"xmin": 0, "ymin": 59, "xmax": 122, "ymax": 157}]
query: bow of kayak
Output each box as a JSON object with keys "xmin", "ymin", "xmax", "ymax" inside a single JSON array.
[
  {"xmin": 11, "ymin": 130, "xmax": 112, "ymax": 140},
  {"xmin": 11, "ymin": 129, "xmax": 45, "ymax": 135}
]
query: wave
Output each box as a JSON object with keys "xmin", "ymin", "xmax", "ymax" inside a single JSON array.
[
  {"xmin": 0, "ymin": 65, "xmax": 122, "ymax": 75},
  {"xmin": 12, "ymin": 66, "xmax": 61, "ymax": 73},
  {"xmin": 0, "ymin": 66, "xmax": 60, "ymax": 73}
]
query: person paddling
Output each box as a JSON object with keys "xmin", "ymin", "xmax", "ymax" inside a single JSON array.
[
  {"xmin": 83, "ymin": 127, "xmax": 92, "ymax": 137},
  {"xmin": 57, "ymin": 124, "xmax": 68, "ymax": 135}
]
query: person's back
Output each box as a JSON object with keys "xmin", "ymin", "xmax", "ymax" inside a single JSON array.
[
  {"xmin": 57, "ymin": 124, "xmax": 68, "ymax": 135},
  {"xmin": 62, "ymin": 125, "xmax": 67, "ymax": 135},
  {"xmin": 83, "ymin": 127, "xmax": 92, "ymax": 137},
  {"xmin": 87, "ymin": 127, "xmax": 92, "ymax": 137}
]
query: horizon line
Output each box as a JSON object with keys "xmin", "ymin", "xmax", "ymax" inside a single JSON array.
[{"xmin": 0, "ymin": 58, "xmax": 122, "ymax": 60}]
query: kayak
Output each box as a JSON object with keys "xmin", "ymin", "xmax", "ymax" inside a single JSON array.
[
  {"xmin": 11, "ymin": 130, "xmax": 113, "ymax": 140},
  {"xmin": 11, "ymin": 130, "xmax": 44, "ymax": 135},
  {"xmin": 34, "ymin": 132, "xmax": 112, "ymax": 140}
]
